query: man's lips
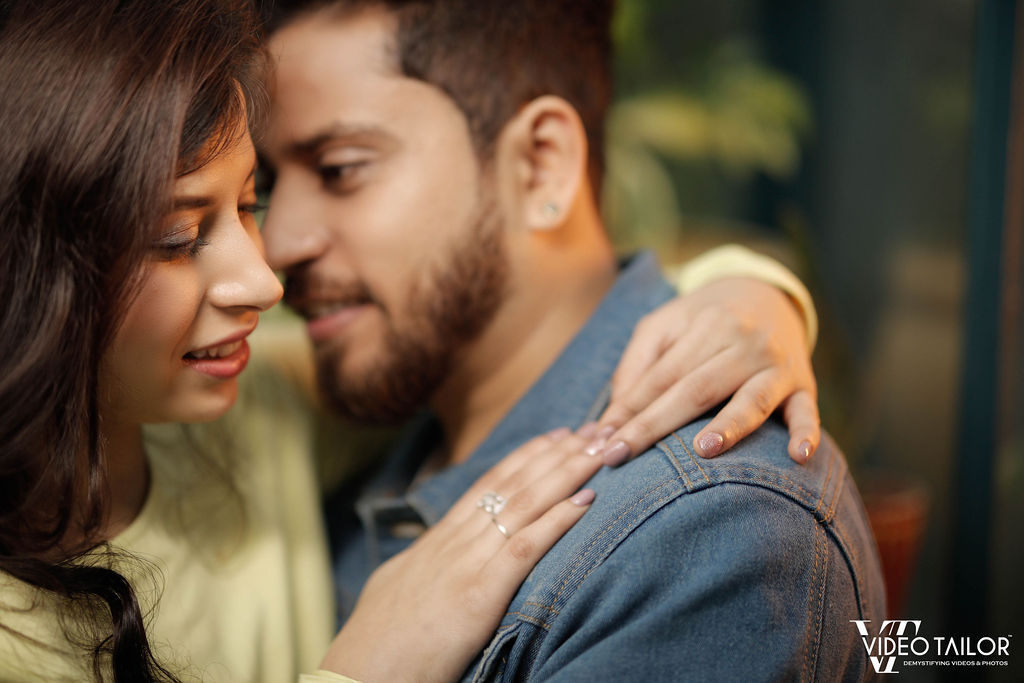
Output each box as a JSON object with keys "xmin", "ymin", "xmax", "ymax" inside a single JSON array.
[
  {"xmin": 304, "ymin": 303, "xmax": 372, "ymax": 343},
  {"xmin": 284, "ymin": 276, "xmax": 376, "ymax": 345}
]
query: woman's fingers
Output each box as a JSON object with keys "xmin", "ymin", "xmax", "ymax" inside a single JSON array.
[
  {"xmin": 460, "ymin": 430, "xmax": 607, "ymax": 551},
  {"xmin": 601, "ymin": 310, "xmax": 722, "ymax": 430},
  {"xmin": 483, "ymin": 445, "xmax": 604, "ymax": 539},
  {"xmin": 690, "ymin": 368, "xmax": 793, "ymax": 458},
  {"xmin": 480, "ymin": 492, "xmax": 594, "ymax": 595},
  {"xmin": 446, "ymin": 428, "xmax": 572, "ymax": 525},
  {"xmin": 781, "ymin": 389, "xmax": 821, "ymax": 463},
  {"xmin": 443, "ymin": 424, "xmax": 601, "ymax": 536},
  {"xmin": 606, "ymin": 309, "xmax": 680, "ymax": 407},
  {"xmin": 595, "ymin": 344, "xmax": 759, "ymax": 465}
]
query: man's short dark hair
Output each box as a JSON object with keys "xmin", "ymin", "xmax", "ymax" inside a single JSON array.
[{"xmin": 265, "ymin": 0, "xmax": 614, "ymax": 192}]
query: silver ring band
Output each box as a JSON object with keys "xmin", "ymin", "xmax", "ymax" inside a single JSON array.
[{"xmin": 491, "ymin": 518, "xmax": 511, "ymax": 539}]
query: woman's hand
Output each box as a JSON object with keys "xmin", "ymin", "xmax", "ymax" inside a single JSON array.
[
  {"xmin": 597, "ymin": 277, "xmax": 819, "ymax": 465},
  {"xmin": 319, "ymin": 426, "xmax": 603, "ymax": 683}
]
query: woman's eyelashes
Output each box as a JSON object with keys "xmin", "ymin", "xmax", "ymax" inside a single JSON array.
[
  {"xmin": 239, "ymin": 201, "xmax": 268, "ymax": 217},
  {"xmin": 153, "ymin": 231, "xmax": 207, "ymax": 261},
  {"xmin": 153, "ymin": 201, "xmax": 262, "ymax": 260}
]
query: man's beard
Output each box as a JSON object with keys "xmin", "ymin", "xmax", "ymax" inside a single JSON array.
[{"xmin": 316, "ymin": 203, "xmax": 509, "ymax": 424}]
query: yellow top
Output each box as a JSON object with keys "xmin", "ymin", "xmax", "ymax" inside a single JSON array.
[
  {"xmin": 0, "ymin": 357, "xmax": 338, "ymax": 682},
  {"xmin": 0, "ymin": 244, "xmax": 815, "ymax": 683}
]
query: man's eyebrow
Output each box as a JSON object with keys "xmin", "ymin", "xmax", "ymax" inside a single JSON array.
[{"xmin": 290, "ymin": 123, "xmax": 396, "ymax": 156}]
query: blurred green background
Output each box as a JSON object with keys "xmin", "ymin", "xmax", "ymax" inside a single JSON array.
[{"xmin": 603, "ymin": 0, "xmax": 1022, "ymax": 678}]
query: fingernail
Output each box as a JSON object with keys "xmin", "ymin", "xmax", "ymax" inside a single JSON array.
[
  {"xmin": 576, "ymin": 422, "xmax": 599, "ymax": 439},
  {"xmin": 698, "ymin": 432, "xmax": 724, "ymax": 458},
  {"xmin": 799, "ymin": 440, "xmax": 812, "ymax": 462},
  {"xmin": 583, "ymin": 426, "xmax": 618, "ymax": 456},
  {"xmin": 601, "ymin": 441, "xmax": 632, "ymax": 467},
  {"xmin": 570, "ymin": 488, "xmax": 596, "ymax": 506},
  {"xmin": 547, "ymin": 427, "xmax": 571, "ymax": 442}
]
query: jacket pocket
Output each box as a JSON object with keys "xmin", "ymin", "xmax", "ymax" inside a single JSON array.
[{"xmin": 470, "ymin": 621, "xmax": 531, "ymax": 682}]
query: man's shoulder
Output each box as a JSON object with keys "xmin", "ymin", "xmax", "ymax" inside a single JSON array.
[
  {"xmin": 508, "ymin": 416, "xmax": 883, "ymax": 625},
  {"xmin": 472, "ymin": 419, "xmax": 885, "ymax": 681},
  {"xmin": 584, "ymin": 417, "xmax": 850, "ymax": 535}
]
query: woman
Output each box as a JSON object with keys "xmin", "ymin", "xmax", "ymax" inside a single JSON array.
[
  {"xmin": 0, "ymin": 1, "xmax": 608, "ymax": 680},
  {"xmin": 0, "ymin": 0, "xmax": 820, "ymax": 680}
]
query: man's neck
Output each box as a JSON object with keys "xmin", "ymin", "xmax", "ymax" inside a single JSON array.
[{"xmin": 431, "ymin": 239, "xmax": 617, "ymax": 465}]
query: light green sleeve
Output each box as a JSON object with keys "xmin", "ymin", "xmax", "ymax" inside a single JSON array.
[
  {"xmin": 300, "ymin": 671, "xmax": 362, "ymax": 683},
  {"xmin": 672, "ymin": 243, "xmax": 818, "ymax": 349}
]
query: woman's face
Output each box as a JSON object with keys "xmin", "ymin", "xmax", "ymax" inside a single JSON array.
[{"xmin": 101, "ymin": 128, "xmax": 283, "ymax": 426}]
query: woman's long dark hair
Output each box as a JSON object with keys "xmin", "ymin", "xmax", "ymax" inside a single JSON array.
[{"xmin": 0, "ymin": 1, "xmax": 266, "ymax": 679}]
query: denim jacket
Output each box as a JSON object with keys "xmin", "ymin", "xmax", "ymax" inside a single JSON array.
[{"xmin": 327, "ymin": 252, "xmax": 885, "ymax": 681}]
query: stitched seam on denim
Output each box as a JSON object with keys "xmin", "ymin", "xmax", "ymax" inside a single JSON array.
[
  {"xmin": 801, "ymin": 527, "xmax": 821, "ymax": 682},
  {"xmin": 474, "ymin": 622, "xmax": 522, "ymax": 682},
  {"xmin": 837, "ymin": 471, "xmax": 878, "ymax": 617},
  {"xmin": 708, "ymin": 466, "xmax": 820, "ymax": 508},
  {"xmin": 801, "ymin": 524, "xmax": 826, "ymax": 682},
  {"xmin": 824, "ymin": 460, "xmax": 847, "ymax": 523},
  {"xmin": 823, "ymin": 478, "xmax": 857, "ymax": 569},
  {"xmin": 826, "ymin": 519, "xmax": 869, "ymax": 620},
  {"xmin": 551, "ymin": 485, "xmax": 681, "ymax": 602},
  {"xmin": 521, "ymin": 484, "xmax": 684, "ymax": 622},
  {"xmin": 522, "ymin": 601, "xmax": 560, "ymax": 615},
  {"xmin": 673, "ymin": 432, "xmax": 711, "ymax": 485},
  {"xmin": 653, "ymin": 441, "xmax": 833, "ymax": 509},
  {"xmin": 504, "ymin": 612, "xmax": 551, "ymax": 630},
  {"xmin": 823, "ymin": 484, "xmax": 873, "ymax": 620},
  {"xmin": 658, "ymin": 440, "xmax": 693, "ymax": 489},
  {"xmin": 811, "ymin": 524, "xmax": 828, "ymax": 681},
  {"xmin": 814, "ymin": 456, "xmax": 834, "ymax": 516}
]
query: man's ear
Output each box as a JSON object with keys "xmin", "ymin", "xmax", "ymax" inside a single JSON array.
[{"xmin": 500, "ymin": 95, "xmax": 587, "ymax": 231}]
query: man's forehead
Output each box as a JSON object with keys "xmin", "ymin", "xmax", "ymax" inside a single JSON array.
[
  {"xmin": 268, "ymin": 5, "xmax": 400, "ymax": 83},
  {"xmin": 264, "ymin": 9, "xmax": 408, "ymax": 148}
]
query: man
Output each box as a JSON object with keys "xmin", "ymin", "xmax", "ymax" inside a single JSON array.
[{"xmin": 260, "ymin": 1, "xmax": 885, "ymax": 679}]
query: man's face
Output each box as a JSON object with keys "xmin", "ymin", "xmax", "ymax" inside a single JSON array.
[{"xmin": 262, "ymin": 9, "xmax": 510, "ymax": 422}]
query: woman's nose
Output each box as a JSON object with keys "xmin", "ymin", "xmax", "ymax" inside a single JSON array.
[{"xmin": 206, "ymin": 224, "xmax": 283, "ymax": 312}]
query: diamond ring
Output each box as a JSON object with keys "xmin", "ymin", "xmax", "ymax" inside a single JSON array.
[{"xmin": 477, "ymin": 491, "xmax": 507, "ymax": 516}]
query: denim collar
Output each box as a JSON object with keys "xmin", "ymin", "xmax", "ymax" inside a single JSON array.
[{"xmin": 360, "ymin": 251, "xmax": 675, "ymax": 525}]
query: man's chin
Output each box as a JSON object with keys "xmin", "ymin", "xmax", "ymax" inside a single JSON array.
[{"xmin": 315, "ymin": 341, "xmax": 447, "ymax": 425}]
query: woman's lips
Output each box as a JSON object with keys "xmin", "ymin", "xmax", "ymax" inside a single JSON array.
[{"xmin": 182, "ymin": 338, "xmax": 250, "ymax": 379}]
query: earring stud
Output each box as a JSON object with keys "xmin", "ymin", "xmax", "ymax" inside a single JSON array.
[{"xmin": 542, "ymin": 202, "xmax": 560, "ymax": 218}]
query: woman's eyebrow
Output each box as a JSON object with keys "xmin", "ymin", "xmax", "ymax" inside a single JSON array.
[{"xmin": 172, "ymin": 196, "xmax": 215, "ymax": 210}]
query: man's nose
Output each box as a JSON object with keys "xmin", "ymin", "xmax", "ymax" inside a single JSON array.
[{"xmin": 262, "ymin": 176, "xmax": 331, "ymax": 271}]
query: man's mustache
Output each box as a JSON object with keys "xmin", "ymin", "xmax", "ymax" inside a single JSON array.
[{"xmin": 283, "ymin": 271, "xmax": 377, "ymax": 314}]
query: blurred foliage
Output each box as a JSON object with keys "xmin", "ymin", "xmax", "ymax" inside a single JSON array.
[{"xmin": 604, "ymin": 1, "xmax": 812, "ymax": 250}]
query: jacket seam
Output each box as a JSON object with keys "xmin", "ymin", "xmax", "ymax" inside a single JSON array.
[
  {"xmin": 801, "ymin": 525, "xmax": 823, "ymax": 682},
  {"xmin": 513, "ymin": 479, "xmax": 687, "ymax": 625},
  {"xmin": 674, "ymin": 432, "xmax": 711, "ymax": 485},
  {"xmin": 657, "ymin": 440, "xmax": 693, "ymax": 489}
]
